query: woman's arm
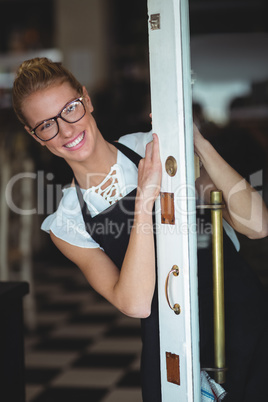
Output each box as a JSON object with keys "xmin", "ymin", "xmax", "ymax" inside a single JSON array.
[
  {"xmin": 194, "ymin": 124, "xmax": 268, "ymax": 239},
  {"xmin": 50, "ymin": 133, "xmax": 162, "ymax": 319}
]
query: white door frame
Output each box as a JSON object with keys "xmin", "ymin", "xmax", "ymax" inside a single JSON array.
[{"xmin": 147, "ymin": 1, "xmax": 200, "ymax": 400}]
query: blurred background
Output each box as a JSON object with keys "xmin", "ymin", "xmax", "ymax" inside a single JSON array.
[{"xmin": 0, "ymin": 0, "xmax": 267, "ymax": 401}]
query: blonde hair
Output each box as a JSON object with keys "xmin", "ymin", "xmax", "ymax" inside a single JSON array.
[{"xmin": 12, "ymin": 57, "xmax": 83, "ymax": 126}]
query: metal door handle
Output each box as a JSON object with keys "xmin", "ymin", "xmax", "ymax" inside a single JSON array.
[{"xmin": 165, "ymin": 265, "xmax": 181, "ymax": 315}]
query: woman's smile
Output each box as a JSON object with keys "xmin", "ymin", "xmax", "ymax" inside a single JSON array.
[{"xmin": 64, "ymin": 131, "xmax": 86, "ymax": 150}]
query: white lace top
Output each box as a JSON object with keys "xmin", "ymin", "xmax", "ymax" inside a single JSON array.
[
  {"xmin": 41, "ymin": 131, "xmax": 240, "ymax": 251},
  {"xmin": 41, "ymin": 131, "xmax": 152, "ymax": 249}
]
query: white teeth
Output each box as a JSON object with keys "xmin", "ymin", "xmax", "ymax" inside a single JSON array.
[{"xmin": 65, "ymin": 132, "xmax": 85, "ymax": 148}]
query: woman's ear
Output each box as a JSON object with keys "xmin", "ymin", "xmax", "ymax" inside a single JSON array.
[{"xmin": 82, "ymin": 86, "xmax": 94, "ymax": 113}]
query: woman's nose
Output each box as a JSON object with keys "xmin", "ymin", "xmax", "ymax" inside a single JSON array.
[{"xmin": 58, "ymin": 118, "xmax": 75, "ymax": 137}]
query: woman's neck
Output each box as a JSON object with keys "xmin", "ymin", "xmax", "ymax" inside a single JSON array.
[{"xmin": 69, "ymin": 139, "xmax": 118, "ymax": 189}]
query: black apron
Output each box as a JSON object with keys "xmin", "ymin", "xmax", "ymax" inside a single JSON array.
[
  {"xmin": 74, "ymin": 142, "xmax": 267, "ymax": 402},
  {"xmin": 75, "ymin": 141, "xmax": 162, "ymax": 402}
]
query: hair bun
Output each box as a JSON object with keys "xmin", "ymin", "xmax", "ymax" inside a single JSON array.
[{"xmin": 16, "ymin": 57, "xmax": 52, "ymax": 78}]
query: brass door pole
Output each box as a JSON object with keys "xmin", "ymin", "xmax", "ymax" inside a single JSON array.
[{"xmin": 210, "ymin": 190, "xmax": 226, "ymax": 384}]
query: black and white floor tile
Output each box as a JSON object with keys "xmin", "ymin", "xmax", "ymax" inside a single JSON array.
[
  {"xmin": 24, "ymin": 261, "xmax": 143, "ymax": 402},
  {"xmin": 24, "ymin": 235, "xmax": 268, "ymax": 402}
]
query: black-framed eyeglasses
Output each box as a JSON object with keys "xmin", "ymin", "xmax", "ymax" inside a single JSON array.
[{"xmin": 31, "ymin": 97, "xmax": 86, "ymax": 141}]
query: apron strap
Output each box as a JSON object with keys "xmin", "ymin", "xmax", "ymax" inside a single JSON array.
[
  {"xmin": 111, "ymin": 141, "xmax": 142, "ymax": 168},
  {"xmin": 74, "ymin": 175, "xmax": 91, "ymax": 223}
]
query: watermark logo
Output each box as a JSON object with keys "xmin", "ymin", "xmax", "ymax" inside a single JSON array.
[
  {"xmin": 5, "ymin": 171, "xmax": 64, "ymax": 215},
  {"xmin": 4, "ymin": 169, "xmax": 265, "ymax": 236}
]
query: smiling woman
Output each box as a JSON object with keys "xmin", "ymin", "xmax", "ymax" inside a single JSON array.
[
  {"xmin": 12, "ymin": 57, "xmax": 163, "ymax": 402},
  {"xmin": 12, "ymin": 57, "xmax": 268, "ymax": 402}
]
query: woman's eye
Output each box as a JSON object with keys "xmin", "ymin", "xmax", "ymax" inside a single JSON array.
[
  {"xmin": 40, "ymin": 121, "xmax": 54, "ymax": 131},
  {"xmin": 65, "ymin": 102, "xmax": 78, "ymax": 114}
]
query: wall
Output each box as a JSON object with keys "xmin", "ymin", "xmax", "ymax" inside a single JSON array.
[{"xmin": 54, "ymin": 0, "xmax": 109, "ymax": 92}]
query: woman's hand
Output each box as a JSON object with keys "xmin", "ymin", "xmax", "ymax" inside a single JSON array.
[{"xmin": 137, "ymin": 133, "xmax": 162, "ymax": 212}]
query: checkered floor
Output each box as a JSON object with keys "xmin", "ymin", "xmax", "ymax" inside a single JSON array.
[
  {"xmin": 23, "ymin": 235, "xmax": 268, "ymax": 402},
  {"xmin": 24, "ymin": 260, "xmax": 143, "ymax": 402}
]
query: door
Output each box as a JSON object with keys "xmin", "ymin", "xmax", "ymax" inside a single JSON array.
[{"xmin": 147, "ymin": 0, "xmax": 200, "ymax": 400}]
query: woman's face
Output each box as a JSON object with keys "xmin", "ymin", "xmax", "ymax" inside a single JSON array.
[{"xmin": 23, "ymin": 82, "xmax": 98, "ymax": 164}]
